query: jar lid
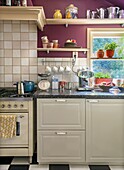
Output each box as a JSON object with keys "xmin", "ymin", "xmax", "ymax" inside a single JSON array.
[{"xmin": 66, "ymin": 4, "xmax": 78, "ymax": 10}]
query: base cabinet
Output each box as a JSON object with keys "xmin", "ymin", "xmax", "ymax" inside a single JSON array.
[
  {"xmin": 86, "ymin": 99, "xmax": 124, "ymax": 164},
  {"xmin": 37, "ymin": 131, "xmax": 85, "ymax": 163},
  {"xmin": 37, "ymin": 98, "xmax": 86, "ymax": 164}
]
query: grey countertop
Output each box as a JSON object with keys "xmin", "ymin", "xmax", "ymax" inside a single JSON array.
[{"xmin": 34, "ymin": 89, "xmax": 124, "ymax": 99}]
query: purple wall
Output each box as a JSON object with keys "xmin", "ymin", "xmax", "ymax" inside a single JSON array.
[{"xmin": 32, "ymin": 0, "xmax": 124, "ymax": 57}]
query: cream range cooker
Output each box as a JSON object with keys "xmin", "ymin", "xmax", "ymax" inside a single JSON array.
[{"xmin": 0, "ymin": 88, "xmax": 35, "ymax": 163}]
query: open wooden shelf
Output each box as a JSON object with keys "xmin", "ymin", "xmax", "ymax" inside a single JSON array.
[
  {"xmin": 0, "ymin": 6, "xmax": 46, "ymax": 30},
  {"xmin": 46, "ymin": 18, "xmax": 124, "ymax": 26},
  {"xmin": 37, "ymin": 47, "xmax": 89, "ymax": 53}
]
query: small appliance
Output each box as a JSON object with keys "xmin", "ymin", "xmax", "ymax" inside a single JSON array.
[{"xmin": 38, "ymin": 73, "xmax": 51, "ymax": 91}]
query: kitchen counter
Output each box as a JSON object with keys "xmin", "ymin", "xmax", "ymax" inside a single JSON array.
[{"xmin": 34, "ymin": 89, "xmax": 124, "ymax": 99}]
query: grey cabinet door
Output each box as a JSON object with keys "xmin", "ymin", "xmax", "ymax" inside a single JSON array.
[
  {"xmin": 37, "ymin": 99, "xmax": 85, "ymax": 130},
  {"xmin": 86, "ymin": 99, "xmax": 124, "ymax": 164},
  {"xmin": 37, "ymin": 131, "xmax": 85, "ymax": 163}
]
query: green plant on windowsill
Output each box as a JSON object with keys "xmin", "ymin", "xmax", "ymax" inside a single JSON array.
[
  {"xmin": 104, "ymin": 42, "xmax": 118, "ymax": 58},
  {"xmin": 104, "ymin": 42, "xmax": 118, "ymax": 50},
  {"xmin": 94, "ymin": 72, "xmax": 112, "ymax": 85},
  {"xmin": 94, "ymin": 72, "xmax": 111, "ymax": 78}
]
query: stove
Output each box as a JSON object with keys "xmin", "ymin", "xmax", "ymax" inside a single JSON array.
[{"xmin": 0, "ymin": 88, "xmax": 34, "ymax": 98}]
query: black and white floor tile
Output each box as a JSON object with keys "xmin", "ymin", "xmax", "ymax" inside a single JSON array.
[{"xmin": 0, "ymin": 155, "xmax": 124, "ymax": 170}]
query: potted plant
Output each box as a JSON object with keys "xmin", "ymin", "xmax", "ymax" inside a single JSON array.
[
  {"xmin": 104, "ymin": 42, "xmax": 118, "ymax": 58},
  {"xmin": 94, "ymin": 72, "xmax": 112, "ymax": 84}
]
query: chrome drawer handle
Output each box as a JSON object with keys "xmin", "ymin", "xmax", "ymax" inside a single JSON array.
[
  {"xmin": 55, "ymin": 132, "xmax": 67, "ymax": 135},
  {"xmin": 87, "ymin": 100, "xmax": 99, "ymax": 103},
  {"xmin": 55, "ymin": 99, "xmax": 67, "ymax": 102}
]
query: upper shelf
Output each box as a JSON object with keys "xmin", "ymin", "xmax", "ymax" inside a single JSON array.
[
  {"xmin": 37, "ymin": 47, "xmax": 89, "ymax": 53},
  {"xmin": 46, "ymin": 18, "xmax": 124, "ymax": 26},
  {"xmin": 0, "ymin": 6, "xmax": 46, "ymax": 30}
]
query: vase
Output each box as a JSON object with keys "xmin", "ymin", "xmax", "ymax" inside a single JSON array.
[
  {"xmin": 97, "ymin": 49, "xmax": 104, "ymax": 58},
  {"xmin": 53, "ymin": 10, "xmax": 62, "ymax": 19},
  {"xmin": 106, "ymin": 50, "xmax": 114, "ymax": 58}
]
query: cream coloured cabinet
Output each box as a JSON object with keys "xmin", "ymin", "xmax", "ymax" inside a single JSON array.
[
  {"xmin": 37, "ymin": 98, "xmax": 86, "ymax": 164},
  {"xmin": 86, "ymin": 99, "xmax": 124, "ymax": 164}
]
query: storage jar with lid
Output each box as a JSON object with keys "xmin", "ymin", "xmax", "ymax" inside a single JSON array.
[{"xmin": 65, "ymin": 4, "xmax": 78, "ymax": 19}]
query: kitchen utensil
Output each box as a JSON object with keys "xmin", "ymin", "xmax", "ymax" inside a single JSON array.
[
  {"xmin": 13, "ymin": 82, "xmax": 24, "ymax": 95},
  {"xmin": 45, "ymin": 66, "xmax": 52, "ymax": 73},
  {"xmin": 97, "ymin": 8, "xmax": 106, "ymax": 19},
  {"xmin": 107, "ymin": 7, "xmax": 120, "ymax": 18},
  {"xmin": 23, "ymin": 81, "xmax": 35, "ymax": 93},
  {"xmin": 91, "ymin": 11, "xmax": 97, "ymax": 19},
  {"xmin": 119, "ymin": 10, "xmax": 124, "ymax": 18},
  {"xmin": 64, "ymin": 66, "xmax": 71, "ymax": 72},
  {"xmin": 38, "ymin": 80, "xmax": 50, "ymax": 90},
  {"xmin": 86, "ymin": 10, "xmax": 91, "ymax": 19}
]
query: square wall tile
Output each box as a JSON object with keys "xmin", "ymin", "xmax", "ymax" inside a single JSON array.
[
  {"xmin": 29, "ymin": 41, "xmax": 37, "ymax": 49},
  {"xmin": 12, "ymin": 24, "xmax": 20, "ymax": 32},
  {"xmin": 12, "ymin": 33, "xmax": 20, "ymax": 40},
  {"xmin": 4, "ymin": 41, "xmax": 12, "ymax": 49},
  {"xmin": 21, "ymin": 50, "xmax": 29, "ymax": 57},
  {"xmin": 13, "ymin": 74, "xmax": 21, "ymax": 82},
  {"xmin": 29, "ymin": 58, "xmax": 37, "ymax": 66},
  {"xmin": 0, "ymin": 50, "xmax": 4, "ymax": 57},
  {"xmin": 29, "ymin": 24, "xmax": 37, "ymax": 32},
  {"xmin": 5, "ymin": 58, "xmax": 12, "ymax": 65},
  {"xmin": 21, "ymin": 41, "xmax": 29, "ymax": 49},
  {"xmin": 30, "ymin": 74, "xmax": 38, "ymax": 82},
  {"xmin": 21, "ymin": 24, "xmax": 29, "ymax": 32},
  {"xmin": 0, "ymin": 74, "xmax": 4, "ymax": 82},
  {"xmin": 0, "ymin": 58, "xmax": 4, "ymax": 65},
  {"xmin": 4, "ymin": 23, "xmax": 12, "ymax": 32},
  {"xmin": 4, "ymin": 50, "xmax": 13, "ymax": 57},
  {"xmin": 30, "ymin": 66, "xmax": 37, "ymax": 74},
  {"xmin": 0, "ymin": 41, "xmax": 3, "ymax": 49},
  {"xmin": 5, "ymin": 75, "xmax": 12, "ymax": 82},
  {"xmin": 0, "ymin": 33, "xmax": 3, "ymax": 40},
  {"xmin": 29, "ymin": 50, "xmax": 37, "ymax": 57},
  {"xmin": 13, "ymin": 66, "xmax": 20, "ymax": 74},
  {"xmin": 21, "ymin": 33, "xmax": 29, "ymax": 40},
  {"xmin": 13, "ymin": 50, "xmax": 20, "ymax": 58},
  {"xmin": 3, "ymin": 33, "xmax": 12, "ymax": 41},
  {"xmin": 29, "ymin": 33, "xmax": 37, "ymax": 41},
  {"xmin": 21, "ymin": 75, "xmax": 29, "ymax": 80},
  {"xmin": 21, "ymin": 58, "xmax": 29, "ymax": 65},
  {"xmin": 21, "ymin": 66, "xmax": 29, "ymax": 74},
  {"xmin": 5, "ymin": 66, "xmax": 12, "ymax": 74},
  {"xmin": 13, "ymin": 41, "xmax": 20, "ymax": 49},
  {"xmin": 13, "ymin": 58, "xmax": 20, "ymax": 65}
]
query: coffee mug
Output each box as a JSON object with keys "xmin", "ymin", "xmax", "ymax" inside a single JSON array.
[
  {"xmin": 65, "ymin": 66, "xmax": 71, "ymax": 72},
  {"xmin": 45, "ymin": 66, "xmax": 51, "ymax": 73},
  {"xmin": 52, "ymin": 66, "xmax": 58, "ymax": 73},
  {"xmin": 58, "ymin": 66, "xmax": 64, "ymax": 73}
]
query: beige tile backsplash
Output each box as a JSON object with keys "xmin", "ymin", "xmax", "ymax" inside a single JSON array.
[{"xmin": 0, "ymin": 20, "xmax": 87, "ymax": 87}]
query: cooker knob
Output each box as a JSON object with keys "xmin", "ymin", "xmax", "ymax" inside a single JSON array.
[
  {"xmin": 14, "ymin": 104, "xmax": 17, "ymax": 108},
  {"xmin": 20, "ymin": 104, "xmax": 24, "ymax": 108},
  {"xmin": 1, "ymin": 104, "xmax": 5, "ymax": 108},
  {"xmin": 8, "ymin": 104, "xmax": 11, "ymax": 108}
]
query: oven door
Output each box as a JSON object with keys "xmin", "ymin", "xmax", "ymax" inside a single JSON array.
[{"xmin": 0, "ymin": 112, "xmax": 28, "ymax": 147}]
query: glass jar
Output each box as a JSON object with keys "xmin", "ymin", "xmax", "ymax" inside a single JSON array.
[
  {"xmin": 53, "ymin": 10, "xmax": 62, "ymax": 19},
  {"xmin": 65, "ymin": 4, "xmax": 78, "ymax": 19}
]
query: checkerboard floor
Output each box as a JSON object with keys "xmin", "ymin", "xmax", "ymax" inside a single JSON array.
[{"xmin": 0, "ymin": 154, "xmax": 124, "ymax": 170}]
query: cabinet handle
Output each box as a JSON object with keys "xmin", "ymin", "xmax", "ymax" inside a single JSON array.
[
  {"xmin": 87, "ymin": 100, "xmax": 99, "ymax": 103},
  {"xmin": 55, "ymin": 132, "xmax": 67, "ymax": 135},
  {"xmin": 55, "ymin": 99, "xmax": 67, "ymax": 102}
]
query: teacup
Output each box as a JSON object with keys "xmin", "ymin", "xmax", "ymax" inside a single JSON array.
[
  {"xmin": 45, "ymin": 66, "xmax": 51, "ymax": 73},
  {"xmin": 65, "ymin": 66, "xmax": 71, "ymax": 72}
]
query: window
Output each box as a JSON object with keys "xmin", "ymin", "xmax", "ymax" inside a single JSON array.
[{"xmin": 87, "ymin": 28, "xmax": 124, "ymax": 79}]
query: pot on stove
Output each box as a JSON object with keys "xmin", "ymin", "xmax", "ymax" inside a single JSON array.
[
  {"xmin": 13, "ymin": 82, "xmax": 24, "ymax": 95},
  {"xmin": 23, "ymin": 81, "xmax": 35, "ymax": 93}
]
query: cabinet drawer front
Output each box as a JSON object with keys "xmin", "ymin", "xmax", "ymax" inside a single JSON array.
[
  {"xmin": 37, "ymin": 131, "xmax": 85, "ymax": 163},
  {"xmin": 37, "ymin": 99, "xmax": 85, "ymax": 130}
]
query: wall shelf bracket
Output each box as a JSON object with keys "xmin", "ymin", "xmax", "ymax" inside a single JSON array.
[
  {"xmin": 65, "ymin": 23, "xmax": 68, "ymax": 28},
  {"xmin": 121, "ymin": 23, "xmax": 124, "ymax": 27},
  {"xmin": 46, "ymin": 49, "xmax": 50, "ymax": 53}
]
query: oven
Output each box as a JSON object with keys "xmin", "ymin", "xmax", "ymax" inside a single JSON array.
[
  {"xmin": 0, "ymin": 88, "xmax": 35, "ymax": 160},
  {"xmin": 0, "ymin": 101, "xmax": 29, "ymax": 147}
]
